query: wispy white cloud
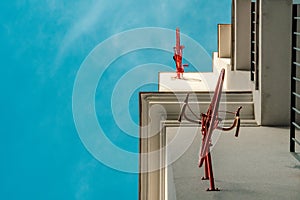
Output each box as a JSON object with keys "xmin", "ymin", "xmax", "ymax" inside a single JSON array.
[
  {"xmin": 73, "ymin": 159, "xmax": 97, "ymax": 200},
  {"xmin": 54, "ymin": 0, "xmax": 105, "ymax": 72}
]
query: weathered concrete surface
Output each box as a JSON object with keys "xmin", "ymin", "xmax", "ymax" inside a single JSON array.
[{"xmin": 169, "ymin": 127, "xmax": 300, "ymax": 200}]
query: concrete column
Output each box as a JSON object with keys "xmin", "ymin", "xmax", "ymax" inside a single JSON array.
[
  {"xmin": 218, "ymin": 24, "xmax": 232, "ymax": 58},
  {"xmin": 255, "ymin": 0, "xmax": 292, "ymax": 125},
  {"xmin": 234, "ymin": 0, "xmax": 251, "ymax": 71}
]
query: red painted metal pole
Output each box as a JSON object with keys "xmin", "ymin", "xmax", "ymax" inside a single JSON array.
[
  {"xmin": 202, "ymin": 155, "xmax": 209, "ymax": 180},
  {"xmin": 206, "ymin": 152, "xmax": 219, "ymax": 191}
]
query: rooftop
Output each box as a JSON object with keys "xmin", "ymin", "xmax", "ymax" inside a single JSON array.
[{"xmin": 167, "ymin": 126, "xmax": 300, "ymax": 200}]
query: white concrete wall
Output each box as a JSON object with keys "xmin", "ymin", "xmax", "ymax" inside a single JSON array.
[{"xmin": 255, "ymin": 0, "xmax": 292, "ymax": 125}]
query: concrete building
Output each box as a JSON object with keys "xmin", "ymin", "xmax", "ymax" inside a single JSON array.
[{"xmin": 139, "ymin": 0, "xmax": 299, "ymax": 199}]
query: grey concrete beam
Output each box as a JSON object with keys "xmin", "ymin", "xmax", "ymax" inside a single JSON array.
[
  {"xmin": 257, "ymin": 0, "xmax": 292, "ymax": 125},
  {"xmin": 234, "ymin": 0, "xmax": 251, "ymax": 71}
]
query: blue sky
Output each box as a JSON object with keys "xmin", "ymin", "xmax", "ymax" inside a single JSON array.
[{"xmin": 0, "ymin": 0, "xmax": 231, "ymax": 199}]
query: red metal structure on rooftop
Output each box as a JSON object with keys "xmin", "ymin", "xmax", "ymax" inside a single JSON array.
[
  {"xmin": 173, "ymin": 27, "xmax": 188, "ymax": 79},
  {"xmin": 178, "ymin": 69, "xmax": 242, "ymax": 191}
]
